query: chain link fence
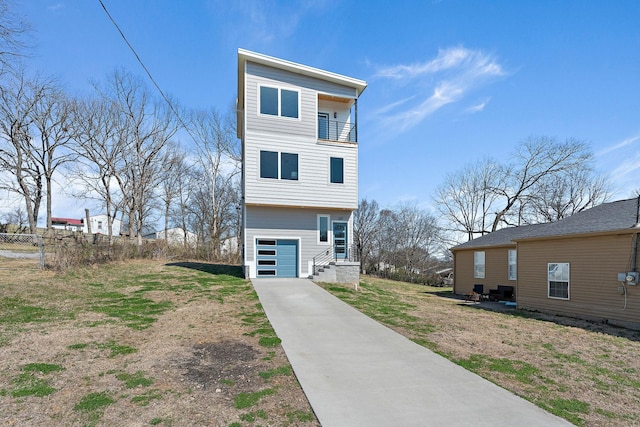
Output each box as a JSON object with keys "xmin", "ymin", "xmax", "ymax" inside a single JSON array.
[{"xmin": 0, "ymin": 233, "xmax": 45, "ymax": 269}]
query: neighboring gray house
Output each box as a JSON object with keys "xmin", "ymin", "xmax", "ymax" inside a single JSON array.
[{"xmin": 237, "ymin": 49, "xmax": 367, "ymax": 280}]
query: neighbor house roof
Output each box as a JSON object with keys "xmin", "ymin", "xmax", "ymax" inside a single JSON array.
[
  {"xmin": 51, "ymin": 217, "xmax": 83, "ymax": 226},
  {"xmin": 451, "ymin": 197, "xmax": 640, "ymax": 251}
]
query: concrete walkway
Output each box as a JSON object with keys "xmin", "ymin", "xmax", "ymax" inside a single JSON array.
[{"xmin": 252, "ymin": 278, "xmax": 572, "ymax": 427}]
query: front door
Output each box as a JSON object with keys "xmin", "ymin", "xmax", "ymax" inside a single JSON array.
[{"xmin": 333, "ymin": 222, "xmax": 347, "ymax": 260}]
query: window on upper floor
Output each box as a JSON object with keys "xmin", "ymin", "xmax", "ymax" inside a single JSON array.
[
  {"xmin": 259, "ymin": 86, "xmax": 299, "ymax": 119},
  {"xmin": 474, "ymin": 251, "xmax": 485, "ymax": 279},
  {"xmin": 548, "ymin": 263, "xmax": 570, "ymax": 300},
  {"xmin": 260, "ymin": 150, "xmax": 298, "ymax": 181},
  {"xmin": 330, "ymin": 157, "xmax": 344, "ymax": 184},
  {"xmin": 508, "ymin": 249, "xmax": 517, "ymax": 280}
]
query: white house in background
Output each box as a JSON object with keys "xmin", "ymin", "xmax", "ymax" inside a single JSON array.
[
  {"xmin": 51, "ymin": 217, "xmax": 84, "ymax": 232},
  {"xmin": 220, "ymin": 236, "xmax": 240, "ymax": 256},
  {"xmin": 145, "ymin": 227, "xmax": 197, "ymax": 247},
  {"xmin": 237, "ymin": 49, "xmax": 367, "ymax": 279},
  {"xmin": 82, "ymin": 214, "xmax": 122, "ymax": 236}
]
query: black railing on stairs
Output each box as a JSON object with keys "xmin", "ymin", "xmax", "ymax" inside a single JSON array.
[{"xmin": 312, "ymin": 244, "xmax": 359, "ymax": 276}]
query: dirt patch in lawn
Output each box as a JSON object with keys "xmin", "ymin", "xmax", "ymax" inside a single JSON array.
[{"xmin": 0, "ymin": 260, "xmax": 318, "ymax": 427}]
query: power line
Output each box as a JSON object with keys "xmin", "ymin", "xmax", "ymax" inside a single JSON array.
[{"xmin": 97, "ymin": 0, "xmax": 197, "ymax": 144}]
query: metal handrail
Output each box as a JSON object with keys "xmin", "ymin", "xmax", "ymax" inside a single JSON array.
[
  {"xmin": 312, "ymin": 244, "xmax": 359, "ymax": 275},
  {"xmin": 318, "ymin": 119, "xmax": 357, "ymax": 143}
]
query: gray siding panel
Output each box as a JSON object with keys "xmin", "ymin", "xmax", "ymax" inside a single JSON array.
[
  {"xmin": 245, "ymin": 62, "xmax": 357, "ymax": 140},
  {"xmin": 245, "ymin": 132, "xmax": 358, "ymax": 209},
  {"xmin": 245, "ymin": 206, "xmax": 353, "ymax": 277}
]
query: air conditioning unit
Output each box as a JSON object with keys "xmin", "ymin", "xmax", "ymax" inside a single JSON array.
[{"xmin": 618, "ymin": 272, "xmax": 639, "ymax": 285}]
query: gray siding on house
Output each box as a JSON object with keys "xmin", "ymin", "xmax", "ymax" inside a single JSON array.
[
  {"xmin": 243, "ymin": 60, "xmax": 358, "ymax": 210},
  {"xmin": 244, "ymin": 132, "xmax": 357, "ymax": 209},
  {"xmin": 245, "ymin": 206, "xmax": 353, "ymax": 276},
  {"xmin": 245, "ymin": 62, "xmax": 357, "ymax": 139}
]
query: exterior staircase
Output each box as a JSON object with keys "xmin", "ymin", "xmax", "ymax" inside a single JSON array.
[
  {"xmin": 310, "ymin": 261, "xmax": 338, "ymax": 282},
  {"xmin": 309, "ymin": 245, "xmax": 360, "ymax": 284}
]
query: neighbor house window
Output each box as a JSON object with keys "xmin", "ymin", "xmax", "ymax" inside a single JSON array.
[
  {"xmin": 474, "ymin": 251, "xmax": 485, "ymax": 279},
  {"xmin": 259, "ymin": 86, "xmax": 299, "ymax": 118},
  {"xmin": 260, "ymin": 151, "xmax": 298, "ymax": 180},
  {"xmin": 260, "ymin": 150, "xmax": 278, "ymax": 179},
  {"xmin": 330, "ymin": 157, "xmax": 344, "ymax": 184},
  {"xmin": 548, "ymin": 263, "xmax": 570, "ymax": 299},
  {"xmin": 508, "ymin": 249, "xmax": 517, "ymax": 281},
  {"xmin": 318, "ymin": 215, "xmax": 329, "ymax": 243}
]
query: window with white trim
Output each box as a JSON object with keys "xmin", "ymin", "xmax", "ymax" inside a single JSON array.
[
  {"xmin": 318, "ymin": 215, "xmax": 329, "ymax": 244},
  {"xmin": 508, "ymin": 249, "xmax": 517, "ymax": 281},
  {"xmin": 474, "ymin": 251, "xmax": 485, "ymax": 279},
  {"xmin": 330, "ymin": 157, "xmax": 344, "ymax": 184},
  {"xmin": 548, "ymin": 263, "xmax": 569, "ymax": 299},
  {"xmin": 260, "ymin": 151, "xmax": 298, "ymax": 180},
  {"xmin": 259, "ymin": 86, "xmax": 299, "ymax": 118}
]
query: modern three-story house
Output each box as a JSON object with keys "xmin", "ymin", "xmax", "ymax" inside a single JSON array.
[{"xmin": 237, "ymin": 49, "xmax": 367, "ymax": 280}]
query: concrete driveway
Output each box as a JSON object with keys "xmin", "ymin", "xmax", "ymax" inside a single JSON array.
[{"xmin": 252, "ymin": 278, "xmax": 572, "ymax": 427}]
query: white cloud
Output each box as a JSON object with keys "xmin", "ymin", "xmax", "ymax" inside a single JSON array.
[
  {"xmin": 373, "ymin": 47, "xmax": 506, "ymax": 131},
  {"xmin": 215, "ymin": 0, "xmax": 328, "ymax": 46},
  {"xmin": 466, "ymin": 98, "xmax": 490, "ymax": 113},
  {"xmin": 596, "ymin": 134, "xmax": 640, "ymax": 157},
  {"xmin": 47, "ymin": 3, "xmax": 64, "ymax": 12},
  {"xmin": 373, "ymin": 95, "xmax": 416, "ymax": 116}
]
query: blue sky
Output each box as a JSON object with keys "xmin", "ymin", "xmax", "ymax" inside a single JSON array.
[{"xmin": 16, "ymin": 0, "xmax": 640, "ymax": 218}]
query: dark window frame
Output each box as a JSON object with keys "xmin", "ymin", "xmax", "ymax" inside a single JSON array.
[{"xmin": 330, "ymin": 157, "xmax": 344, "ymax": 184}]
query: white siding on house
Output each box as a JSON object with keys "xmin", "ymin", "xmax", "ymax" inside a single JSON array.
[
  {"xmin": 245, "ymin": 63, "xmax": 357, "ymax": 139},
  {"xmin": 83, "ymin": 215, "xmax": 121, "ymax": 236},
  {"xmin": 244, "ymin": 131, "xmax": 358, "ymax": 209},
  {"xmin": 244, "ymin": 206, "xmax": 353, "ymax": 277}
]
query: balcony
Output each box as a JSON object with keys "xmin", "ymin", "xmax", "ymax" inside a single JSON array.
[{"xmin": 318, "ymin": 117, "xmax": 357, "ymax": 143}]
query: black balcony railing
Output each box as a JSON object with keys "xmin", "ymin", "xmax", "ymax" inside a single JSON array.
[{"xmin": 318, "ymin": 118, "xmax": 357, "ymax": 143}]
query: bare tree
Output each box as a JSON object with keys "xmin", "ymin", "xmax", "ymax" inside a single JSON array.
[
  {"xmin": 436, "ymin": 136, "xmax": 606, "ymax": 242},
  {"xmin": 0, "ymin": 0, "xmax": 30, "ymax": 76},
  {"xmin": 158, "ymin": 142, "xmax": 191, "ymax": 246},
  {"xmin": 527, "ymin": 169, "xmax": 610, "ymax": 222},
  {"xmin": 1, "ymin": 205, "xmax": 28, "ymax": 233},
  {"xmin": 189, "ymin": 106, "xmax": 240, "ymax": 257},
  {"xmin": 29, "ymin": 81, "xmax": 76, "ymax": 229},
  {"xmin": 354, "ymin": 198, "xmax": 380, "ymax": 274},
  {"xmin": 393, "ymin": 204, "xmax": 440, "ymax": 282},
  {"xmin": 97, "ymin": 69, "xmax": 179, "ymax": 245},
  {"xmin": 491, "ymin": 136, "xmax": 592, "ymax": 231},
  {"xmin": 434, "ymin": 158, "xmax": 504, "ymax": 240},
  {"xmin": 188, "ymin": 165, "xmax": 241, "ymax": 261},
  {"xmin": 70, "ymin": 96, "xmax": 125, "ymax": 242},
  {"xmin": 0, "ymin": 72, "xmax": 44, "ymax": 233}
]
